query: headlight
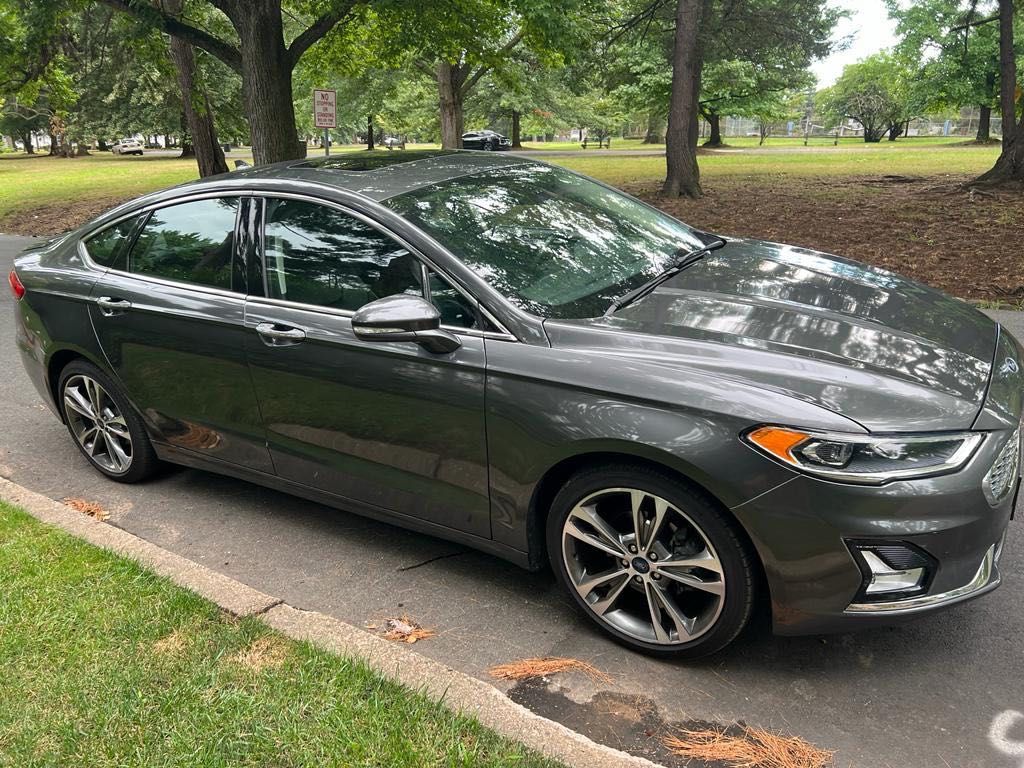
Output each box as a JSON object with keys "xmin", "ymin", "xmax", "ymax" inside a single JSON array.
[{"xmin": 743, "ymin": 426, "xmax": 983, "ymax": 484}]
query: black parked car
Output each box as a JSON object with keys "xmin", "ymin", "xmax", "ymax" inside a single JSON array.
[
  {"xmin": 461, "ymin": 130, "xmax": 511, "ymax": 151},
  {"xmin": 11, "ymin": 150, "xmax": 1019, "ymax": 658}
]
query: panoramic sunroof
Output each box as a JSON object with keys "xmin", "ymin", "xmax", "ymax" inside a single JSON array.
[{"xmin": 290, "ymin": 150, "xmax": 457, "ymax": 172}]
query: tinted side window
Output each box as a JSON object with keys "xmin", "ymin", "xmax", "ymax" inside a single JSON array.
[
  {"xmin": 129, "ymin": 198, "xmax": 239, "ymax": 290},
  {"xmin": 263, "ymin": 198, "xmax": 423, "ymax": 310},
  {"xmin": 428, "ymin": 271, "xmax": 477, "ymax": 329},
  {"xmin": 84, "ymin": 216, "xmax": 143, "ymax": 270}
]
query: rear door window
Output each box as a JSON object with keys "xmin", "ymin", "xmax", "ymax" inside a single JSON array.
[{"xmin": 128, "ymin": 197, "xmax": 240, "ymax": 290}]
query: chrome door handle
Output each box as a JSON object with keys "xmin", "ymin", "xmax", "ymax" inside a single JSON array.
[
  {"xmin": 95, "ymin": 296, "xmax": 132, "ymax": 316},
  {"xmin": 255, "ymin": 322, "xmax": 306, "ymax": 346}
]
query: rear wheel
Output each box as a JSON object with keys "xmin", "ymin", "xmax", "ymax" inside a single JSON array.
[
  {"xmin": 58, "ymin": 360, "xmax": 160, "ymax": 483},
  {"xmin": 546, "ymin": 464, "xmax": 756, "ymax": 658}
]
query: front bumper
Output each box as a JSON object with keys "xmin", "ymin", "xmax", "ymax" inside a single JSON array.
[{"xmin": 732, "ymin": 430, "xmax": 1016, "ymax": 635}]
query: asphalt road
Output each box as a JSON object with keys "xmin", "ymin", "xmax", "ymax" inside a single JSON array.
[{"xmin": 3, "ymin": 234, "xmax": 1023, "ymax": 768}]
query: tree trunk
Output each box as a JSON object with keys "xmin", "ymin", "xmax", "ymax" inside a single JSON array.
[
  {"xmin": 165, "ymin": 0, "xmax": 227, "ymax": 177},
  {"xmin": 663, "ymin": 0, "xmax": 707, "ymax": 197},
  {"xmin": 366, "ymin": 115, "xmax": 375, "ymax": 150},
  {"xmin": 48, "ymin": 131, "xmax": 58, "ymax": 155},
  {"xmin": 232, "ymin": 0, "xmax": 301, "ymax": 165},
  {"xmin": 977, "ymin": 105, "xmax": 992, "ymax": 141},
  {"xmin": 643, "ymin": 114, "xmax": 662, "ymax": 144},
  {"xmin": 511, "ymin": 109, "xmax": 522, "ymax": 148},
  {"xmin": 21, "ymin": 132, "xmax": 34, "ymax": 154},
  {"xmin": 887, "ymin": 123, "xmax": 901, "ymax": 141},
  {"xmin": 702, "ymin": 110, "xmax": 721, "ymax": 147},
  {"xmin": 976, "ymin": 0, "xmax": 1024, "ymax": 183},
  {"xmin": 437, "ymin": 62, "xmax": 465, "ymax": 149},
  {"xmin": 997, "ymin": 0, "xmax": 1017, "ymax": 148},
  {"xmin": 97, "ymin": 137, "xmax": 109, "ymax": 151}
]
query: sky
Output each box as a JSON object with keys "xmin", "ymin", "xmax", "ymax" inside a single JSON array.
[{"xmin": 810, "ymin": 0, "xmax": 900, "ymax": 86}]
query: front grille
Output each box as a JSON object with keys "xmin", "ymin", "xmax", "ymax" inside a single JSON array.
[{"xmin": 984, "ymin": 423, "xmax": 1021, "ymax": 506}]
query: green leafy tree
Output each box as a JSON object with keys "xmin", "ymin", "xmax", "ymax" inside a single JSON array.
[
  {"xmin": 887, "ymin": 0, "xmax": 1009, "ymax": 142},
  {"xmin": 819, "ymin": 53, "xmax": 918, "ymax": 142}
]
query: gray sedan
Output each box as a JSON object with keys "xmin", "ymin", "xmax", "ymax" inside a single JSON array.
[{"xmin": 11, "ymin": 150, "xmax": 1020, "ymax": 657}]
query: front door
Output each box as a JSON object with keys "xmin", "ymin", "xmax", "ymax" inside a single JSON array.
[
  {"xmin": 243, "ymin": 196, "xmax": 491, "ymax": 537},
  {"xmin": 89, "ymin": 195, "xmax": 272, "ymax": 472}
]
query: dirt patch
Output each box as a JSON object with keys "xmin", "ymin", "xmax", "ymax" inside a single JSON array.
[
  {"xmin": 228, "ymin": 635, "xmax": 290, "ymax": 671},
  {"xmin": 4, "ymin": 196, "xmax": 129, "ymax": 237},
  {"xmin": 152, "ymin": 628, "xmax": 190, "ymax": 657},
  {"xmin": 63, "ymin": 497, "xmax": 109, "ymax": 522},
  {"xmin": 636, "ymin": 174, "xmax": 1024, "ymax": 304},
  {"xmin": 508, "ymin": 677, "xmax": 836, "ymax": 768}
]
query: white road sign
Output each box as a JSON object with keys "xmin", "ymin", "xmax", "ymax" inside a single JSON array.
[{"xmin": 314, "ymin": 89, "xmax": 336, "ymax": 129}]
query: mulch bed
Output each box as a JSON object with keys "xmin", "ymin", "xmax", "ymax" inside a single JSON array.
[{"xmin": 638, "ymin": 174, "xmax": 1024, "ymax": 305}]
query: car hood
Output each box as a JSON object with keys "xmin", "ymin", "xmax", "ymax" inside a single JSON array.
[{"xmin": 546, "ymin": 238, "xmax": 998, "ymax": 432}]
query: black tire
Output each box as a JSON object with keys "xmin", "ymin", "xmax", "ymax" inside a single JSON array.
[
  {"xmin": 484, "ymin": 139, "xmax": 495, "ymax": 151},
  {"xmin": 546, "ymin": 463, "xmax": 757, "ymax": 659},
  {"xmin": 58, "ymin": 359, "xmax": 161, "ymax": 483}
]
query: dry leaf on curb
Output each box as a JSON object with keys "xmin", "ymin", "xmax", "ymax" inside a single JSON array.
[
  {"xmin": 64, "ymin": 497, "xmax": 109, "ymax": 522},
  {"xmin": 488, "ymin": 657, "xmax": 612, "ymax": 684},
  {"xmin": 663, "ymin": 725, "xmax": 834, "ymax": 768},
  {"xmin": 379, "ymin": 616, "xmax": 436, "ymax": 644}
]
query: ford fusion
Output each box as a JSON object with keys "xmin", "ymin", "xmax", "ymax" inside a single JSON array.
[{"xmin": 11, "ymin": 151, "xmax": 1020, "ymax": 658}]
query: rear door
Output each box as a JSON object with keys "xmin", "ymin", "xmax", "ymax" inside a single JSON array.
[
  {"xmin": 88, "ymin": 195, "xmax": 273, "ymax": 472},
  {"xmin": 243, "ymin": 195, "xmax": 491, "ymax": 537}
]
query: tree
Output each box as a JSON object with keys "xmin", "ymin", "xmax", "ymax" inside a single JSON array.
[
  {"xmin": 820, "ymin": 54, "xmax": 917, "ymax": 142},
  {"xmin": 663, "ymin": 0, "xmax": 707, "ymax": 196},
  {"xmin": 976, "ymin": 0, "xmax": 1024, "ymax": 183},
  {"xmin": 97, "ymin": 0, "xmax": 366, "ymax": 164},
  {"xmin": 887, "ymin": 0, "xmax": 1005, "ymax": 142},
  {"xmin": 374, "ymin": 0, "xmax": 595, "ymax": 148},
  {"xmin": 162, "ymin": 0, "xmax": 227, "ymax": 175},
  {"xmin": 613, "ymin": 0, "xmax": 839, "ymax": 197},
  {"xmin": 0, "ymin": 101, "xmax": 48, "ymax": 153}
]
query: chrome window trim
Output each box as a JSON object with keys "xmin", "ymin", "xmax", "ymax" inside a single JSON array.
[
  {"xmin": 244, "ymin": 293, "xmax": 512, "ymax": 340},
  {"xmin": 249, "ymin": 190, "xmax": 517, "ymax": 342},
  {"xmin": 845, "ymin": 544, "xmax": 998, "ymax": 614}
]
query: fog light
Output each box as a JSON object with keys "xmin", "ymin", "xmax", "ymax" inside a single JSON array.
[
  {"xmin": 848, "ymin": 542, "xmax": 935, "ymax": 602},
  {"xmin": 861, "ymin": 551, "xmax": 925, "ymax": 594}
]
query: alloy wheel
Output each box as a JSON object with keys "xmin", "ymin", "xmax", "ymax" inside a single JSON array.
[
  {"xmin": 63, "ymin": 374, "xmax": 133, "ymax": 474},
  {"xmin": 561, "ymin": 487, "xmax": 726, "ymax": 645}
]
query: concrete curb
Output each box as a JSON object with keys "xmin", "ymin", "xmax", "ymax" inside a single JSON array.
[{"xmin": 0, "ymin": 476, "xmax": 663, "ymax": 768}]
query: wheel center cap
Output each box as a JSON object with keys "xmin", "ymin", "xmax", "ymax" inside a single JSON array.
[{"xmin": 631, "ymin": 556, "xmax": 651, "ymax": 574}]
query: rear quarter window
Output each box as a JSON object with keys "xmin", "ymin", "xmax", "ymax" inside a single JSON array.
[{"xmin": 83, "ymin": 216, "xmax": 144, "ymax": 270}]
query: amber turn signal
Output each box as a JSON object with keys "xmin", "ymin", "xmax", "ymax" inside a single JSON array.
[{"xmin": 745, "ymin": 426, "xmax": 811, "ymax": 465}]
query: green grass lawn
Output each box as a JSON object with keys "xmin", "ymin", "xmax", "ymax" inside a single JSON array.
[
  {"xmin": 0, "ymin": 140, "xmax": 1003, "ymax": 235},
  {"xmin": 0, "ymin": 501, "xmax": 559, "ymax": 768}
]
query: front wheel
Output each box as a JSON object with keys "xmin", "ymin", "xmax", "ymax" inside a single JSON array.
[
  {"xmin": 58, "ymin": 360, "xmax": 160, "ymax": 483},
  {"xmin": 546, "ymin": 464, "xmax": 757, "ymax": 658}
]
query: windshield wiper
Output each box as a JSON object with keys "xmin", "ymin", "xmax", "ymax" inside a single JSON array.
[{"xmin": 603, "ymin": 235, "xmax": 726, "ymax": 317}]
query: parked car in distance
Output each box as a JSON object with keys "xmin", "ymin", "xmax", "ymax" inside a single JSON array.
[
  {"xmin": 382, "ymin": 136, "xmax": 406, "ymax": 150},
  {"xmin": 462, "ymin": 130, "xmax": 511, "ymax": 151},
  {"xmin": 111, "ymin": 138, "xmax": 143, "ymax": 156},
  {"xmin": 11, "ymin": 150, "xmax": 1019, "ymax": 658}
]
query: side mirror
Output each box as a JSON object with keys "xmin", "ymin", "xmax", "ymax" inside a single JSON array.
[{"xmin": 352, "ymin": 295, "xmax": 461, "ymax": 354}]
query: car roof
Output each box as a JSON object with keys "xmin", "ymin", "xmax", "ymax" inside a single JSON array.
[{"xmin": 174, "ymin": 149, "xmax": 532, "ymax": 203}]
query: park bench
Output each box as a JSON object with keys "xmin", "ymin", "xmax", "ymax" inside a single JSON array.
[{"xmin": 581, "ymin": 135, "xmax": 611, "ymax": 149}]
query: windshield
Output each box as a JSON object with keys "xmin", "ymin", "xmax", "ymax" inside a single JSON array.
[{"xmin": 385, "ymin": 163, "xmax": 705, "ymax": 319}]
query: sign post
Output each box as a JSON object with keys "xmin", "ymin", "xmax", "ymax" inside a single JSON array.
[{"xmin": 313, "ymin": 89, "xmax": 336, "ymax": 157}]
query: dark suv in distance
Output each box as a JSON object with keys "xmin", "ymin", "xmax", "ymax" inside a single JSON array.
[{"xmin": 11, "ymin": 150, "xmax": 1020, "ymax": 658}]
